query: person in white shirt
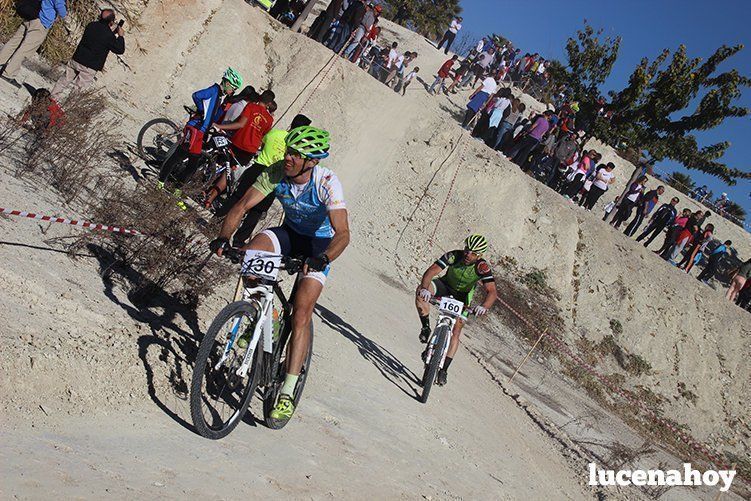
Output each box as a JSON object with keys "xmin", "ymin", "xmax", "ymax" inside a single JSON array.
[
  {"xmin": 476, "ymin": 38, "xmax": 486, "ymax": 53},
  {"xmin": 385, "ymin": 51, "xmax": 405, "ymax": 87},
  {"xmin": 584, "ymin": 162, "xmax": 616, "ymax": 210},
  {"xmin": 399, "ymin": 67, "xmax": 419, "ymax": 95},
  {"xmin": 436, "ymin": 16, "xmax": 462, "ymax": 54},
  {"xmin": 462, "ymin": 76, "xmax": 497, "ymax": 129}
]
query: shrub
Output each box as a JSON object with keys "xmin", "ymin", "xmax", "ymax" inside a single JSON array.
[
  {"xmin": 13, "ymin": 90, "xmax": 119, "ymax": 203},
  {"xmin": 64, "ymin": 179, "xmax": 231, "ymax": 305},
  {"xmin": 522, "ymin": 268, "xmax": 547, "ymax": 291},
  {"xmin": 609, "ymin": 318, "xmax": 623, "ymax": 336}
]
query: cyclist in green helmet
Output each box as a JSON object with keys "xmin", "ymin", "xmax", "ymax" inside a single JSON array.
[
  {"xmin": 211, "ymin": 125, "xmax": 350, "ymax": 423},
  {"xmin": 415, "ymin": 234, "xmax": 498, "ymax": 386},
  {"xmin": 158, "ymin": 67, "xmax": 244, "ymax": 205}
]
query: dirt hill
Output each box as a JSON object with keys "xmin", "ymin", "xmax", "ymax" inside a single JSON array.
[{"xmin": 0, "ymin": 0, "xmax": 749, "ymax": 498}]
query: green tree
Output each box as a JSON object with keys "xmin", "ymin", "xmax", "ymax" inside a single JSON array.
[
  {"xmin": 385, "ymin": 0, "xmax": 462, "ymax": 39},
  {"xmin": 550, "ymin": 22, "xmax": 621, "ymax": 130},
  {"xmin": 564, "ymin": 22, "xmax": 621, "ymax": 99},
  {"xmin": 664, "ymin": 171, "xmax": 696, "ymax": 195},
  {"xmin": 603, "ymin": 44, "xmax": 751, "ymax": 184},
  {"xmin": 724, "ymin": 201, "xmax": 747, "ymax": 224}
]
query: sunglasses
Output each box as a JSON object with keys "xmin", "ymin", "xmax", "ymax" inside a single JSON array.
[{"xmin": 286, "ymin": 147, "xmax": 303, "ymax": 159}]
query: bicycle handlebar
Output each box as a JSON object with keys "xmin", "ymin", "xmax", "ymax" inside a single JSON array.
[
  {"xmin": 429, "ymin": 296, "xmax": 476, "ymax": 317},
  {"xmin": 223, "ymin": 247, "xmax": 304, "ymax": 276}
]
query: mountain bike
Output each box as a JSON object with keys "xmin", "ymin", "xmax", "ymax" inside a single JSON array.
[
  {"xmin": 190, "ymin": 248, "xmax": 313, "ymax": 439},
  {"xmin": 136, "ymin": 105, "xmax": 195, "ymax": 164},
  {"xmin": 420, "ymin": 296, "xmax": 465, "ymax": 403},
  {"xmin": 159, "ymin": 127, "xmax": 241, "ymax": 208}
]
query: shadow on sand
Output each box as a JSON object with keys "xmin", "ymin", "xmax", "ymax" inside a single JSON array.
[{"xmin": 315, "ymin": 303, "xmax": 422, "ymax": 401}]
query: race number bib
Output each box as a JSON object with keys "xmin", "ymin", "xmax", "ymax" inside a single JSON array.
[
  {"xmin": 242, "ymin": 250, "xmax": 281, "ymax": 280},
  {"xmin": 213, "ymin": 135, "xmax": 229, "ymax": 147},
  {"xmin": 438, "ymin": 297, "xmax": 464, "ymax": 316}
]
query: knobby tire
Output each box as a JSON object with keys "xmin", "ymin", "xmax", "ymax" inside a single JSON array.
[
  {"xmin": 136, "ymin": 117, "xmax": 179, "ymax": 163},
  {"xmin": 190, "ymin": 301, "xmax": 262, "ymax": 440},
  {"xmin": 421, "ymin": 325, "xmax": 449, "ymax": 404}
]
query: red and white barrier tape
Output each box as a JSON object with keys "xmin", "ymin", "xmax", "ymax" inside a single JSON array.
[
  {"xmin": 0, "ymin": 208, "xmax": 144, "ymax": 236},
  {"xmin": 495, "ymin": 295, "xmax": 739, "ymax": 477}
]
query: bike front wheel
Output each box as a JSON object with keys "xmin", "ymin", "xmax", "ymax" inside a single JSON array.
[
  {"xmin": 420, "ymin": 325, "xmax": 449, "ymax": 404},
  {"xmin": 190, "ymin": 301, "xmax": 262, "ymax": 440},
  {"xmin": 137, "ymin": 117, "xmax": 180, "ymax": 164},
  {"xmin": 263, "ymin": 322, "xmax": 314, "ymax": 430}
]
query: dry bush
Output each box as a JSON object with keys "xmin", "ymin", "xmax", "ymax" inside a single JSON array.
[
  {"xmin": 66, "ymin": 177, "xmax": 231, "ymax": 305},
  {"xmin": 16, "ymin": 89, "xmax": 118, "ymax": 203}
]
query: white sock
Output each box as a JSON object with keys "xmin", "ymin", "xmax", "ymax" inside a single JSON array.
[{"xmin": 280, "ymin": 373, "xmax": 299, "ymax": 398}]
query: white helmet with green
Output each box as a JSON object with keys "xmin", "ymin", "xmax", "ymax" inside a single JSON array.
[
  {"xmin": 222, "ymin": 67, "xmax": 243, "ymax": 90},
  {"xmin": 464, "ymin": 234, "xmax": 489, "ymax": 254}
]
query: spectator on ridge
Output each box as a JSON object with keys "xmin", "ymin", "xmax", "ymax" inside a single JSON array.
[
  {"xmin": 624, "ymin": 185, "xmax": 664, "ymax": 237},
  {"xmin": 679, "ymin": 224, "xmax": 714, "ymax": 273},
  {"xmin": 610, "ymin": 175, "xmax": 647, "ymax": 229},
  {"xmin": 436, "ymin": 16, "xmax": 462, "ymax": 54},
  {"xmin": 655, "ymin": 207, "xmax": 691, "ymax": 256},
  {"xmin": 52, "ymin": 9, "xmax": 125, "ymax": 98},
  {"xmin": 0, "ymin": 0, "xmax": 67, "ymax": 88},
  {"xmin": 461, "ymin": 73, "xmax": 497, "ymax": 129},
  {"xmin": 696, "ymin": 240, "xmax": 731, "ymax": 283},
  {"xmin": 726, "ymin": 259, "xmax": 751, "ymax": 302},
  {"xmin": 583, "ymin": 162, "xmax": 616, "ymax": 210},
  {"xmin": 636, "ymin": 196, "xmax": 679, "ymax": 248}
]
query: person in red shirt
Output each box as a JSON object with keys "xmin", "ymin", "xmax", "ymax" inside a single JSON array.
[
  {"xmin": 428, "ymin": 55, "xmax": 457, "ymax": 95},
  {"xmin": 216, "ymin": 90, "xmax": 275, "ymax": 161},
  {"xmin": 20, "ymin": 88, "xmax": 65, "ymax": 132},
  {"xmin": 205, "ymin": 90, "xmax": 275, "ymax": 208}
]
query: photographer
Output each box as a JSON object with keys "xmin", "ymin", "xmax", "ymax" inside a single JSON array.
[{"xmin": 52, "ymin": 9, "xmax": 125, "ymax": 98}]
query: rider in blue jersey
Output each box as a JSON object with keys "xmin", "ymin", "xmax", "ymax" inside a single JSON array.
[
  {"xmin": 158, "ymin": 68, "xmax": 243, "ymax": 194},
  {"xmin": 212, "ymin": 126, "xmax": 350, "ymax": 422}
]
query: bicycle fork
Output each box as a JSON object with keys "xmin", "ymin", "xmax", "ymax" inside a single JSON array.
[
  {"xmin": 427, "ymin": 317, "xmax": 454, "ymax": 369},
  {"xmin": 436, "ymin": 317, "xmax": 454, "ymax": 369},
  {"xmin": 234, "ymin": 286, "xmax": 275, "ymax": 377}
]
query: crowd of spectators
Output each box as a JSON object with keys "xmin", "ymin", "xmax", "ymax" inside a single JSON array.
[
  {"xmin": 305, "ymin": 0, "xmax": 420, "ymax": 94},
  {"xmin": 423, "ymin": 18, "xmax": 751, "ymax": 309}
]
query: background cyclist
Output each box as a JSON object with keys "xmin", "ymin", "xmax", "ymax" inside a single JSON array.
[
  {"xmin": 158, "ymin": 67, "xmax": 243, "ymax": 192},
  {"xmin": 415, "ymin": 234, "xmax": 498, "ymax": 386}
]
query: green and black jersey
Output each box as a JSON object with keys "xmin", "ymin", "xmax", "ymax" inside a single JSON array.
[{"xmin": 435, "ymin": 250, "xmax": 494, "ymax": 294}]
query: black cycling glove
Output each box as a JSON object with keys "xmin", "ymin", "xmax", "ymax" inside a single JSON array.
[
  {"xmin": 305, "ymin": 253, "xmax": 330, "ymax": 272},
  {"xmin": 209, "ymin": 237, "xmax": 229, "ymax": 254}
]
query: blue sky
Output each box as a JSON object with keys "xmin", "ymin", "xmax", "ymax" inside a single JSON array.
[{"xmin": 459, "ymin": 0, "xmax": 751, "ymax": 218}]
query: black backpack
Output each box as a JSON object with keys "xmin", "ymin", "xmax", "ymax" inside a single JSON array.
[
  {"xmin": 554, "ymin": 135, "xmax": 578, "ymax": 163},
  {"xmin": 15, "ymin": 0, "xmax": 42, "ymax": 21}
]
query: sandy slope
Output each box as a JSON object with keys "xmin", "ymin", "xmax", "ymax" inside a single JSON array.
[
  {"xmin": 0, "ymin": 0, "xmax": 748, "ymax": 498},
  {"xmin": 1, "ymin": 255, "xmax": 597, "ymax": 499}
]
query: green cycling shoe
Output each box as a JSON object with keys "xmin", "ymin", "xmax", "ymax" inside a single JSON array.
[{"xmin": 270, "ymin": 394, "xmax": 295, "ymax": 421}]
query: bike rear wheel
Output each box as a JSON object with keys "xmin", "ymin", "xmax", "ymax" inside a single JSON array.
[
  {"xmin": 190, "ymin": 301, "xmax": 262, "ymax": 439},
  {"xmin": 263, "ymin": 322, "xmax": 314, "ymax": 430},
  {"xmin": 137, "ymin": 118, "xmax": 180, "ymax": 164},
  {"xmin": 421, "ymin": 325, "xmax": 449, "ymax": 404}
]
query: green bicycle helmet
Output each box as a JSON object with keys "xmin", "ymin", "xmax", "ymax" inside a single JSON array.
[
  {"xmin": 464, "ymin": 234, "xmax": 489, "ymax": 254},
  {"xmin": 286, "ymin": 126, "xmax": 331, "ymax": 159},
  {"xmin": 222, "ymin": 67, "xmax": 243, "ymax": 90}
]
